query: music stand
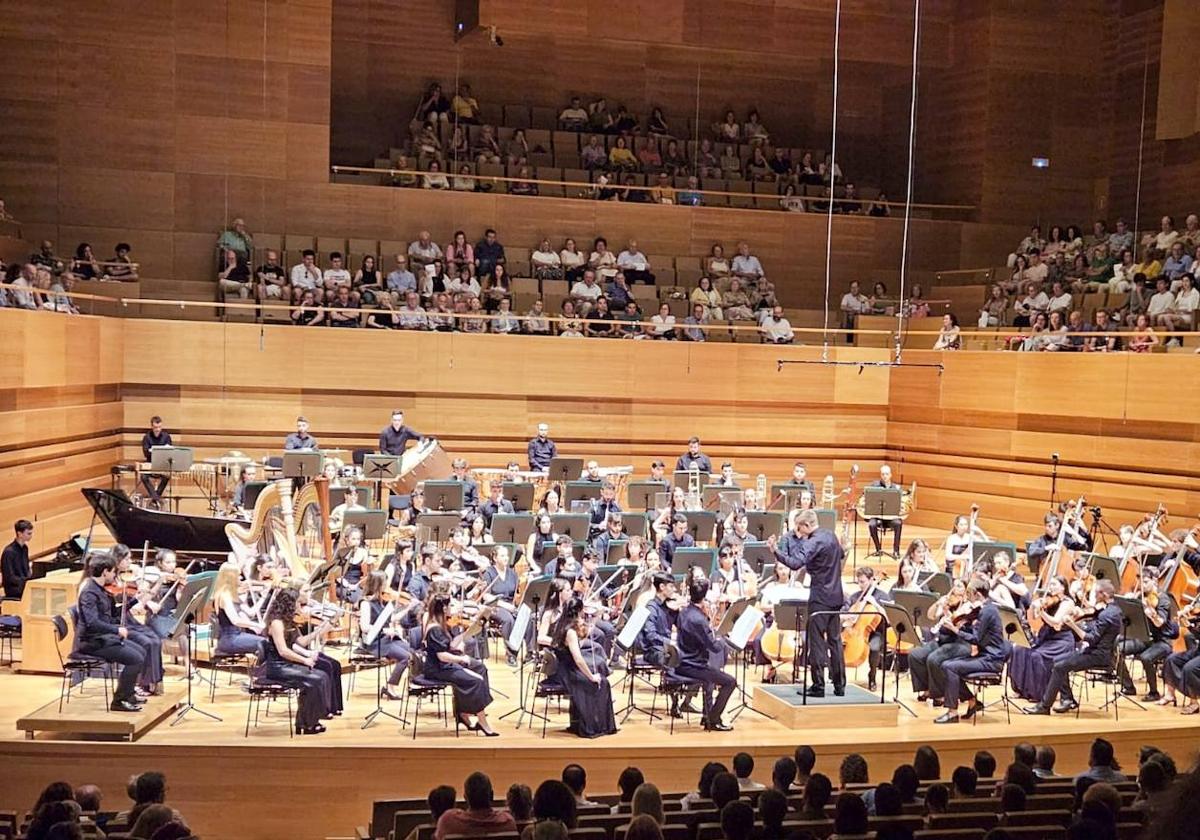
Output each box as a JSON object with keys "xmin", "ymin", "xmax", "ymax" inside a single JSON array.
[
  {"xmin": 150, "ymin": 446, "xmax": 193, "ymax": 513},
  {"xmin": 891, "ymin": 589, "xmax": 938, "ymax": 633},
  {"xmin": 620, "ymin": 514, "xmax": 648, "ymax": 539},
  {"xmin": 815, "ymin": 508, "xmax": 837, "ymax": 532},
  {"xmin": 500, "ymin": 482, "xmax": 535, "ymax": 511},
  {"xmin": 563, "ymin": 481, "xmax": 599, "ymax": 508},
  {"xmin": 673, "ymin": 470, "xmax": 709, "ymax": 491},
  {"xmin": 881, "ymin": 602, "xmax": 920, "ymax": 717},
  {"xmin": 860, "ymin": 487, "xmax": 903, "ymax": 559},
  {"xmin": 745, "ymin": 512, "xmax": 784, "ymax": 542},
  {"xmin": 1109, "ymin": 596, "xmax": 1151, "ymax": 713},
  {"xmin": 1085, "ymin": 554, "xmax": 1121, "ymax": 588},
  {"xmin": 997, "ymin": 605, "xmax": 1031, "ymax": 648},
  {"xmin": 769, "ymin": 485, "xmax": 805, "ymax": 511},
  {"xmin": 924, "ymin": 572, "xmax": 953, "ymax": 597},
  {"xmin": 771, "ymin": 601, "xmax": 806, "ymax": 684},
  {"xmin": 605, "ymin": 541, "xmax": 629, "ymax": 564},
  {"xmin": 490, "ymin": 513, "xmax": 535, "ymax": 546},
  {"xmin": 702, "ymin": 486, "xmax": 742, "ymax": 510},
  {"xmin": 332, "ymin": 485, "xmax": 375, "ymax": 508},
  {"xmin": 671, "ymin": 547, "xmax": 714, "ymax": 576},
  {"xmin": 614, "ymin": 605, "xmax": 659, "ymax": 722},
  {"xmin": 423, "ymin": 481, "xmax": 465, "ymax": 512},
  {"xmin": 416, "ymin": 513, "xmax": 460, "ymax": 545},
  {"xmin": 362, "ymin": 454, "xmax": 401, "ymax": 482},
  {"xmin": 282, "ymin": 451, "xmax": 321, "ymax": 481},
  {"xmin": 549, "ymin": 513, "xmax": 590, "ymax": 541},
  {"xmin": 742, "ymin": 542, "xmax": 774, "ymax": 578},
  {"xmin": 684, "ymin": 511, "xmax": 718, "ymax": 544},
  {"xmin": 169, "ymin": 581, "xmax": 222, "ymax": 726},
  {"xmin": 626, "ymin": 482, "xmax": 663, "ymax": 511},
  {"xmin": 720, "ymin": 597, "xmax": 772, "ymax": 721},
  {"xmin": 547, "ymin": 457, "xmax": 584, "ymax": 486},
  {"xmin": 972, "ymin": 541, "xmax": 1018, "ymax": 570},
  {"xmin": 345, "ymin": 510, "xmax": 386, "ymax": 540},
  {"xmin": 519, "ymin": 575, "xmax": 553, "ymax": 610},
  {"xmin": 243, "ymin": 481, "xmax": 268, "ymax": 509}
]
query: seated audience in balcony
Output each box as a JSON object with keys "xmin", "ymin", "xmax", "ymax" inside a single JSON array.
[
  {"xmin": 415, "ymin": 82, "xmax": 451, "ymax": 128},
  {"xmin": 760, "ymin": 305, "xmax": 794, "ymax": 344},
  {"xmin": 327, "ymin": 285, "xmax": 359, "ymax": 327},
  {"xmin": 256, "ymin": 250, "xmax": 288, "ymax": 301},
  {"xmin": 586, "ymin": 296, "xmax": 617, "ymax": 338},
  {"xmin": 747, "ymin": 147, "xmax": 772, "ymax": 181},
  {"xmin": 1085, "ymin": 220, "xmax": 1110, "ymax": 262},
  {"xmin": 408, "ymin": 231, "xmax": 443, "ymax": 272},
  {"xmin": 1146, "ymin": 277, "xmax": 1175, "ymax": 325},
  {"xmin": 613, "ymin": 105, "xmax": 638, "ymax": 134},
  {"xmin": 621, "ymin": 174, "xmax": 650, "ymax": 203},
  {"xmin": 981, "ymin": 283, "xmax": 1008, "ymax": 327},
  {"xmin": 589, "ymin": 97, "xmax": 615, "ymax": 133},
  {"xmin": 1007, "ymin": 224, "xmax": 1044, "ymax": 267},
  {"xmin": 1109, "ymin": 247, "xmax": 1137, "ymax": 292},
  {"xmin": 609, "ymin": 136, "xmax": 637, "ymax": 171},
  {"xmin": 720, "ymin": 145, "xmax": 742, "ymax": 178},
  {"xmin": 1163, "ymin": 242, "xmax": 1194, "ymax": 288},
  {"xmin": 677, "ymin": 176, "xmax": 704, "ymax": 206},
  {"xmin": 71, "ymin": 242, "xmax": 102, "ymax": 281},
  {"xmin": 446, "ymin": 231, "xmax": 475, "ymax": 278},
  {"xmin": 1042, "ymin": 225, "xmax": 1066, "ymax": 260},
  {"xmin": 448, "ymin": 266, "xmax": 481, "ymax": 304},
  {"xmin": 606, "ymin": 272, "xmax": 635, "ymax": 311},
  {"xmin": 662, "ymin": 139, "xmax": 687, "ymax": 176},
  {"xmin": 932, "ymin": 313, "xmax": 962, "ymax": 351},
  {"xmin": 696, "ymin": 139, "xmax": 720, "ymax": 179},
  {"xmin": 448, "ymin": 125, "xmax": 470, "ymax": 159},
  {"xmin": 779, "ymin": 183, "xmax": 805, "ymax": 213},
  {"xmin": 617, "ymin": 241, "xmax": 655, "ymax": 284},
  {"xmin": 1084, "ymin": 308, "xmax": 1121, "ymax": 352},
  {"xmin": 1158, "ymin": 274, "xmax": 1197, "ymax": 338},
  {"xmin": 461, "ymin": 297, "xmax": 487, "ymax": 333},
  {"xmin": 820, "ymin": 153, "xmax": 843, "ymax": 184},
  {"xmin": 322, "ymin": 251, "xmax": 354, "ymax": 303},
  {"xmin": 452, "ymin": 163, "xmax": 477, "ymax": 192},
  {"xmin": 218, "ymin": 248, "xmax": 252, "ymax": 300},
  {"xmin": 506, "ymin": 129, "xmax": 532, "ymax": 167},
  {"xmin": 353, "ymin": 255, "xmax": 381, "ymax": 300},
  {"xmin": 716, "ymin": 110, "xmax": 741, "ymax": 142},
  {"xmin": 217, "ymin": 217, "xmax": 254, "ymax": 262},
  {"xmin": 743, "ymin": 109, "xmax": 769, "ymax": 144},
  {"xmin": 475, "ymin": 125, "xmax": 502, "ymax": 165},
  {"xmin": 107, "ymin": 242, "xmax": 138, "ymax": 280},
  {"xmin": 365, "ymin": 296, "xmax": 399, "ymax": 329},
  {"xmin": 429, "ymin": 293, "xmax": 454, "ymax": 331},
  {"xmin": 1046, "ymin": 280, "xmax": 1072, "ymax": 317},
  {"xmin": 559, "ymin": 300, "xmax": 584, "ymax": 337},
  {"xmin": 723, "ymin": 279, "xmax": 753, "ymax": 320},
  {"xmin": 582, "ymin": 135, "xmax": 607, "ymax": 170},
  {"xmin": 691, "ymin": 276, "xmax": 723, "ymax": 320},
  {"xmin": 638, "ymin": 138, "xmax": 662, "ymax": 172},
  {"xmin": 560, "ymin": 238, "xmax": 586, "ymax": 283},
  {"xmin": 648, "ymin": 173, "xmax": 675, "ymax": 205},
  {"xmin": 396, "ymin": 291, "xmax": 429, "ymax": 330},
  {"xmin": 1008, "ymin": 253, "xmax": 1032, "ymax": 292},
  {"xmin": 483, "ymin": 263, "xmax": 511, "ymax": 313},
  {"xmin": 731, "ymin": 242, "xmax": 764, "ymax": 285},
  {"xmin": 451, "ymin": 83, "xmax": 480, "ymax": 124},
  {"xmin": 589, "ymin": 238, "xmax": 619, "ymax": 280},
  {"xmin": 868, "ymin": 281, "xmax": 891, "ymax": 315},
  {"xmin": 840, "ymin": 280, "xmax": 869, "ymax": 338},
  {"xmin": 291, "ymin": 288, "xmax": 324, "ymax": 326},
  {"xmin": 525, "ymin": 298, "xmax": 551, "ymax": 335},
  {"xmin": 1081, "ymin": 243, "xmax": 1115, "ymax": 290},
  {"xmin": 416, "ymin": 124, "xmax": 442, "ymax": 168},
  {"xmin": 1011, "ymin": 282, "xmax": 1047, "ymax": 328},
  {"xmin": 682, "ymin": 304, "xmax": 709, "ymax": 342},
  {"xmin": 384, "ymin": 255, "xmax": 418, "ymax": 305},
  {"xmin": 475, "ymin": 228, "xmax": 506, "ymax": 279},
  {"xmin": 570, "ymin": 270, "xmax": 604, "ymax": 315},
  {"xmin": 423, "ymin": 259, "xmax": 451, "ymax": 299},
  {"xmin": 903, "ymin": 284, "xmax": 930, "ymax": 318},
  {"xmin": 391, "ymin": 154, "xmax": 418, "ymax": 188},
  {"xmin": 532, "ymin": 239, "xmax": 563, "ymax": 281},
  {"xmin": 1128, "ymin": 313, "xmax": 1158, "ymax": 352},
  {"xmin": 1142, "ymin": 215, "xmax": 1178, "ymax": 253},
  {"xmin": 510, "ymin": 166, "xmax": 538, "ymax": 197},
  {"xmin": 493, "ymin": 297, "xmax": 520, "ymax": 334},
  {"xmin": 650, "ymin": 302, "xmax": 677, "ymax": 339},
  {"xmin": 618, "ymin": 301, "xmax": 644, "ymax": 338},
  {"xmin": 422, "ymin": 160, "xmax": 450, "ymax": 190},
  {"xmin": 559, "ymin": 96, "xmax": 588, "ymax": 130}
]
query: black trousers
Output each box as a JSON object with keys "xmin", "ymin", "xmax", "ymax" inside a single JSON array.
[
  {"xmin": 868, "ymin": 518, "xmax": 903, "ymax": 554},
  {"xmin": 80, "ymin": 637, "xmax": 145, "ymax": 702},
  {"xmin": 674, "ymin": 663, "xmax": 736, "ymax": 723},
  {"xmin": 1041, "ymin": 649, "xmax": 1109, "ymax": 708},
  {"xmin": 1164, "ymin": 645, "xmax": 1200, "ymax": 692},
  {"xmin": 942, "ymin": 655, "xmax": 1002, "ymax": 710},
  {"xmin": 914, "ymin": 639, "xmax": 972, "ymax": 698},
  {"xmin": 141, "ymin": 474, "xmax": 169, "ymax": 503},
  {"xmin": 807, "ymin": 608, "xmax": 845, "ymax": 691},
  {"xmin": 1118, "ymin": 639, "xmax": 1173, "ymax": 694}
]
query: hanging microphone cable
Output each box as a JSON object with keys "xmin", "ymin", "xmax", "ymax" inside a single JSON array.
[{"xmin": 819, "ymin": 0, "xmax": 843, "ymax": 363}]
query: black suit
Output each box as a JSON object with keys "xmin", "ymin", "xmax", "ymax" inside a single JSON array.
[
  {"xmin": 77, "ymin": 580, "xmax": 146, "ymax": 702},
  {"xmin": 478, "ymin": 498, "xmax": 514, "ymax": 530},
  {"xmin": 941, "ymin": 602, "xmax": 1010, "ymax": 711},
  {"xmin": 1118, "ymin": 600, "xmax": 1177, "ymax": 695},
  {"xmin": 775, "ymin": 527, "xmax": 846, "ymax": 691},
  {"xmin": 675, "ymin": 603, "xmax": 735, "ymax": 723},
  {"xmin": 867, "ymin": 480, "xmax": 902, "ymax": 555},
  {"xmin": 140, "ymin": 430, "xmax": 173, "ymax": 502},
  {"xmin": 1040, "ymin": 601, "xmax": 1121, "ymax": 708}
]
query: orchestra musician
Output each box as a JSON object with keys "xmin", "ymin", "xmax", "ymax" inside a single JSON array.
[
  {"xmin": 140, "ymin": 549, "xmax": 185, "ymax": 642},
  {"xmin": 909, "ymin": 579, "xmax": 972, "ymax": 704},
  {"xmin": 714, "ymin": 462, "xmax": 740, "ymax": 488},
  {"xmin": 103, "ymin": 546, "xmax": 167, "ymax": 692},
  {"xmin": 537, "ymin": 486, "xmax": 563, "ymax": 516},
  {"xmin": 583, "ymin": 461, "xmax": 603, "ymax": 483},
  {"xmin": 1161, "ymin": 595, "xmax": 1200, "ymax": 710},
  {"xmin": 939, "ymin": 514, "xmax": 988, "ymax": 576},
  {"xmin": 719, "ymin": 510, "xmax": 754, "ymax": 553},
  {"xmin": 447, "ymin": 526, "xmax": 483, "ymax": 572},
  {"xmin": 480, "ymin": 545, "xmax": 520, "ymax": 666},
  {"xmin": 467, "ymin": 514, "xmax": 494, "ymax": 548},
  {"xmin": 892, "ymin": 548, "xmax": 925, "ymax": 592},
  {"xmin": 357, "ymin": 571, "xmax": 413, "ymax": 700},
  {"xmin": 544, "ymin": 535, "xmax": 582, "ymax": 580},
  {"xmin": 1024, "ymin": 579, "xmax": 1121, "ymax": 715},
  {"xmin": 140, "ymin": 415, "xmax": 173, "ymax": 508},
  {"xmin": 525, "ymin": 514, "xmax": 556, "ymax": 573},
  {"xmin": 284, "ymin": 416, "xmax": 319, "ymax": 451},
  {"xmin": 1164, "ymin": 528, "xmax": 1200, "ymax": 576},
  {"xmin": 784, "ymin": 462, "xmax": 816, "ymax": 497},
  {"xmin": 450, "ymin": 458, "xmax": 480, "ymax": 511},
  {"xmin": 637, "ymin": 572, "xmax": 700, "ymax": 717},
  {"xmin": 424, "ymin": 593, "xmax": 499, "ymax": 735},
  {"xmin": 770, "ymin": 509, "xmax": 846, "ymax": 697},
  {"xmin": 551, "ymin": 595, "xmax": 618, "ymax": 738},
  {"xmin": 1026, "ymin": 512, "xmax": 1091, "ymax": 573},
  {"xmin": 675, "ymin": 571, "xmax": 736, "ymax": 731},
  {"xmin": 1008, "ymin": 576, "xmax": 1077, "ymax": 702},
  {"xmin": 646, "ymin": 460, "xmax": 670, "ymax": 488},
  {"xmin": 329, "ymin": 485, "xmax": 367, "ymax": 534},
  {"xmin": 378, "ymin": 409, "xmax": 425, "ymax": 455},
  {"xmin": 1116, "ymin": 570, "xmax": 1177, "ymax": 701},
  {"xmin": 76, "ymin": 554, "xmax": 159, "ymax": 711},
  {"xmin": 527, "ymin": 423, "xmax": 557, "ymax": 472},
  {"xmin": 402, "ymin": 548, "xmax": 442, "ymax": 646},
  {"xmin": 590, "ymin": 513, "xmax": 627, "ymax": 562},
  {"xmin": 675, "ymin": 436, "xmax": 712, "ymax": 474},
  {"xmin": 479, "ymin": 483, "xmax": 514, "ymax": 530},
  {"xmin": 588, "ymin": 481, "xmax": 622, "ymax": 537},
  {"xmin": 231, "ymin": 463, "xmax": 258, "ymax": 512},
  {"xmin": 262, "ymin": 587, "xmax": 332, "ymax": 735},
  {"xmin": 210, "ymin": 562, "xmax": 266, "ymax": 658},
  {"xmin": 710, "ymin": 546, "xmax": 757, "ymax": 605},
  {"xmin": 844, "ymin": 567, "xmax": 889, "ymax": 691},
  {"xmin": 2, "ymin": 518, "xmax": 33, "ymax": 599},
  {"xmin": 657, "ymin": 513, "xmax": 695, "ymax": 572},
  {"xmin": 333, "ymin": 524, "xmax": 372, "ymax": 604},
  {"xmin": 867, "ymin": 465, "xmax": 904, "ymax": 557},
  {"xmin": 985, "ymin": 552, "xmax": 1029, "ymax": 611},
  {"xmin": 935, "ymin": 578, "xmax": 1011, "ymax": 724}
]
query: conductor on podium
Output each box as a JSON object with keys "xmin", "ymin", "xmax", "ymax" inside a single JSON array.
[{"xmin": 772, "ymin": 509, "xmax": 846, "ymax": 697}]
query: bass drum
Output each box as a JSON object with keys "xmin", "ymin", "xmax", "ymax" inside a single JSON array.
[{"xmin": 395, "ymin": 439, "xmax": 453, "ymax": 493}]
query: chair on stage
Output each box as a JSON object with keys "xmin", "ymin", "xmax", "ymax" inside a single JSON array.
[
  {"xmin": 1073, "ymin": 644, "xmax": 1142, "ymax": 720},
  {"xmin": 647, "ymin": 642, "xmax": 705, "ymax": 734},
  {"xmin": 0, "ymin": 599, "xmax": 20, "ymax": 667},
  {"xmin": 527, "ymin": 649, "xmax": 569, "ymax": 738},
  {"xmin": 206, "ymin": 615, "xmax": 256, "ymax": 703},
  {"xmin": 53, "ymin": 608, "xmax": 113, "ymax": 713},
  {"xmin": 400, "ymin": 651, "xmax": 454, "ymax": 740},
  {"xmin": 962, "ymin": 662, "xmax": 1013, "ymax": 725},
  {"xmin": 243, "ymin": 655, "xmax": 299, "ymax": 739}
]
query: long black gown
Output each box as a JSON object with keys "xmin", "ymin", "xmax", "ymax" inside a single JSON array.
[
  {"xmin": 557, "ymin": 632, "xmax": 617, "ymax": 738},
  {"xmin": 424, "ymin": 623, "xmax": 493, "ymax": 714},
  {"xmin": 261, "ymin": 628, "xmax": 331, "ymax": 731}
]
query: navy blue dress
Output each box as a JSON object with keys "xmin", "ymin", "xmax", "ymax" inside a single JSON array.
[{"xmin": 1008, "ymin": 623, "xmax": 1076, "ymax": 701}]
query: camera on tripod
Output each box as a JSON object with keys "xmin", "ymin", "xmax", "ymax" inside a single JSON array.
[{"xmin": 1089, "ymin": 505, "xmax": 1103, "ymax": 518}]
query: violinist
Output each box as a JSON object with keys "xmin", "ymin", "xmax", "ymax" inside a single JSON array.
[
  {"xmin": 576, "ymin": 549, "xmax": 617, "ymax": 656},
  {"xmin": 537, "ymin": 485, "xmax": 564, "ymax": 517},
  {"xmin": 102, "ymin": 546, "xmax": 166, "ymax": 693},
  {"xmin": 590, "ymin": 512, "xmax": 627, "ymax": 562},
  {"xmin": 892, "ymin": 549, "xmax": 925, "ymax": 593},
  {"xmin": 537, "ymin": 578, "xmax": 572, "ymax": 652},
  {"xmin": 985, "ymin": 552, "xmax": 1029, "ymax": 611},
  {"xmin": 543, "ymin": 535, "xmax": 582, "ymax": 580},
  {"xmin": 381, "ymin": 540, "xmax": 416, "ymax": 593},
  {"xmin": 1008, "ymin": 576, "xmax": 1076, "ymax": 702},
  {"xmin": 211, "ymin": 562, "xmax": 266, "ymax": 658},
  {"xmin": 262, "ymin": 587, "xmax": 332, "ymax": 735},
  {"xmin": 551, "ymin": 595, "xmax": 618, "ymax": 738},
  {"xmin": 525, "ymin": 514, "xmax": 557, "ymax": 573},
  {"xmin": 334, "ymin": 524, "xmax": 372, "ymax": 605},
  {"xmin": 1025, "ymin": 578, "xmax": 1121, "ymax": 715},
  {"xmin": 909, "ymin": 579, "xmax": 972, "ymax": 703},
  {"xmin": 358, "ymin": 571, "xmax": 413, "ymax": 700},
  {"xmin": 935, "ymin": 578, "xmax": 1010, "ymax": 724},
  {"xmin": 467, "ymin": 514, "xmax": 493, "ymax": 548},
  {"xmin": 447, "ymin": 526, "xmax": 483, "ymax": 572},
  {"xmin": 406, "ymin": 547, "xmax": 440, "ymax": 605},
  {"xmin": 141, "ymin": 549, "xmax": 187, "ymax": 646},
  {"xmin": 843, "ymin": 567, "xmax": 889, "ymax": 692},
  {"xmin": 675, "ymin": 571, "xmax": 736, "ymax": 731},
  {"xmin": 77, "ymin": 555, "xmax": 153, "ymax": 711},
  {"xmin": 423, "ymin": 593, "xmax": 498, "ymax": 736},
  {"xmin": 1117, "ymin": 570, "xmax": 1177, "ymax": 701},
  {"xmin": 1161, "ymin": 594, "xmax": 1200, "ymax": 710},
  {"xmin": 480, "ymin": 546, "xmax": 519, "ymax": 666},
  {"xmin": 588, "ymin": 481, "xmax": 622, "ymax": 537}
]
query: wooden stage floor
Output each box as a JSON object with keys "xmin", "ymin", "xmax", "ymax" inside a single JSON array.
[{"xmin": 2, "ymin": 528, "xmax": 1198, "ymax": 840}]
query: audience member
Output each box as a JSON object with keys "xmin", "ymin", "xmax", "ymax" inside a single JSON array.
[
  {"xmin": 757, "ymin": 789, "xmax": 788, "ymax": 840},
  {"xmin": 531, "ymin": 780, "xmax": 578, "ymax": 828},
  {"xmin": 831, "ymin": 792, "xmax": 869, "ymax": 838},
  {"xmin": 507, "ymin": 784, "xmax": 534, "ymax": 824},
  {"xmin": 631, "ymin": 783, "xmax": 663, "ymax": 825},
  {"xmin": 839, "ymin": 753, "xmax": 869, "ymax": 790},
  {"xmin": 435, "ymin": 772, "xmax": 517, "ymax": 840},
  {"xmin": 1034, "ymin": 746, "xmax": 1059, "ymax": 779},
  {"xmin": 731, "ymin": 752, "xmax": 763, "ymax": 791},
  {"xmin": 794, "ymin": 746, "xmax": 817, "ymax": 788},
  {"xmin": 1075, "ymin": 738, "xmax": 1125, "ymax": 785},
  {"xmin": 797, "ymin": 773, "xmax": 833, "ymax": 821},
  {"xmin": 951, "ymin": 766, "xmax": 978, "ymax": 798},
  {"xmin": 771, "ymin": 756, "xmax": 798, "ymax": 793},
  {"xmin": 682, "ymin": 762, "xmax": 727, "ymax": 811},
  {"xmin": 720, "ymin": 800, "xmax": 755, "ymax": 840},
  {"xmin": 131, "ymin": 804, "xmax": 177, "ymax": 839},
  {"xmin": 923, "ymin": 783, "xmax": 949, "ymax": 819},
  {"xmin": 913, "ymin": 745, "xmax": 941, "ymax": 781},
  {"xmin": 974, "ymin": 751, "xmax": 997, "ymax": 780},
  {"xmin": 626, "ymin": 814, "xmax": 663, "ymax": 840},
  {"xmin": 891, "ymin": 765, "xmax": 919, "ymax": 805}
]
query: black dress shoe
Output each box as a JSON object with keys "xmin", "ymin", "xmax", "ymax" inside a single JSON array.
[
  {"xmin": 931, "ymin": 697, "xmax": 945, "ymax": 708},
  {"xmin": 681, "ymin": 700, "xmax": 704, "ymax": 715},
  {"xmin": 111, "ymin": 699, "xmax": 143, "ymax": 713},
  {"xmin": 1053, "ymin": 700, "xmax": 1079, "ymax": 713},
  {"xmin": 961, "ymin": 702, "xmax": 978, "ymax": 720},
  {"xmin": 1144, "ymin": 691, "xmax": 1162, "ymax": 702},
  {"xmin": 705, "ymin": 721, "xmax": 733, "ymax": 732},
  {"xmin": 1121, "ymin": 685, "xmax": 1137, "ymax": 696},
  {"xmin": 833, "ymin": 687, "xmax": 845, "ymax": 697},
  {"xmin": 1023, "ymin": 704, "xmax": 1050, "ymax": 715},
  {"xmin": 803, "ymin": 686, "xmax": 825, "ymax": 698},
  {"xmin": 933, "ymin": 711, "xmax": 959, "ymax": 724}
]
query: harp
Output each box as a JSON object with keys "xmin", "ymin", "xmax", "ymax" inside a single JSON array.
[{"xmin": 225, "ymin": 477, "xmax": 332, "ymax": 578}]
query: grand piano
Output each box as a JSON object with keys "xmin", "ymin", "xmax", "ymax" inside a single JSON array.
[{"xmin": 82, "ymin": 487, "xmax": 241, "ymax": 562}]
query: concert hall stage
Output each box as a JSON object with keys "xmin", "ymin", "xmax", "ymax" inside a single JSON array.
[{"xmin": 1, "ymin": 663, "xmax": 1197, "ymax": 840}]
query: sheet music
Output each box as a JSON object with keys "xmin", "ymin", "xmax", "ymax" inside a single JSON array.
[{"xmin": 730, "ymin": 605, "xmax": 766, "ymax": 649}]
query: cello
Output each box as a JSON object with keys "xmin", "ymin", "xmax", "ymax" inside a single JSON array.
[{"xmin": 841, "ymin": 572, "xmax": 887, "ymax": 668}]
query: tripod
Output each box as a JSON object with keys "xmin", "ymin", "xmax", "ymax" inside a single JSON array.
[
  {"xmin": 171, "ymin": 617, "xmax": 221, "ymax": 726},
  {"xmin": 1088, "ymin": 509, "xmax": 1122, "ymax": 555}
]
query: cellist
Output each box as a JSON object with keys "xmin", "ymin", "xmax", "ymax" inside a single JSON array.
[{"xmin": 842, "ymin": 567, "xmax": 890, "ymax": 692}]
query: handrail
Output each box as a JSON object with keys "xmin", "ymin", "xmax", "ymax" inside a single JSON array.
[
  {"xmin": 934, "ymin": 267, "xmax": 995, "ymax": 279},
  {"xmin": 3, "ymin": 282, "xmax": 1195, "ymax": 340},
  {"xmin": 330, "ymin": 165, "xmax": 979, "ymax": 212}
]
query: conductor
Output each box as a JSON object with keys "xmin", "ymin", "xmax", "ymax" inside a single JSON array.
[{"xmin": 771, "ymin": 509, "xmax": 846, "ymax": 697}]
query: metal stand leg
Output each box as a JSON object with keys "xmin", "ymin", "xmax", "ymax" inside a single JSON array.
[{"xmin": 172, "ymin": 623, "xmax": 222, "ymax": 726}]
